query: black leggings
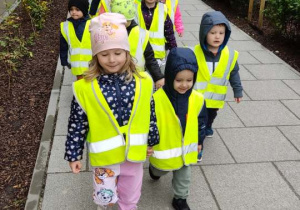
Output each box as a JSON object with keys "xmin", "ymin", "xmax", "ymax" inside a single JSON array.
[{"xmin": 207, "ymin": 108, "xmax": 219, "ymax": 128}]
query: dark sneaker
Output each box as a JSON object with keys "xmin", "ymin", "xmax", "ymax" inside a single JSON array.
[
  {"xmin": 197, "ymin": 149, "xmax": 203, "ymax": 162},
  {"xmin": 149, "ymin": 166, "xmax": 160, "ymax": 180},
  {"xmin": 172, "ymin": 198, "xmax": 190, "ymax": 210},
  {"xmin": 205, "ymin": 127, "xmax": 214, "ymax": 137}
]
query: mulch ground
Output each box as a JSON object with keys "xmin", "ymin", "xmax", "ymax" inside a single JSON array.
[
  {"xmin": 0, "ymin": 0, "xmax": 299, "ymax": 209},
  {"xmin": 0, "ymin": 0, "xmax": 67, "ymax": 209}
]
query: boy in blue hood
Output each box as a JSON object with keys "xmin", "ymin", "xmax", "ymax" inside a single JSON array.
[
  {"xmin": 193, "ymin": 11, "xmax": 243, "ymax": 137},
  {"xmin": 149, "ymin": 47, "xmax": 207, "ymax": 210}
]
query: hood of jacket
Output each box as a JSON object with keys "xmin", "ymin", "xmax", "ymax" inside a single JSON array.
[
  {"xmin": 163, "ymin": 47, "xmax": 198, "ymax": 133},
  {"xmin": 199, "ymin": 11, "xmax": 231, "ymax": 53}
]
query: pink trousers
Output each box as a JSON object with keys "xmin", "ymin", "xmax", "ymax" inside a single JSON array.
[{"xmin": 92, "ymin": 161, "xmax": 144, "ymax": 210}]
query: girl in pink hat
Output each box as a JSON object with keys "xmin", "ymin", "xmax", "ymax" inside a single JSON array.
[{"xmin": 65, "ymin": 13, "xmax": 159, "ymax": 210}]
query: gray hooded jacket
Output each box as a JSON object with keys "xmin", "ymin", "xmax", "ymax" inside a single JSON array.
[{"xmin": 199, "ymin": 11, "xmax": 243, "ymax": 98}]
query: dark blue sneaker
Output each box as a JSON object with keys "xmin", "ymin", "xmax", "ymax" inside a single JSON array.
[
  {"xmin": 172, "ymin": 198, "xmax": 190, "ymax": 210},
  {"xmin": 205, "ymin": 127, "xmax": 214, "ymax": 137},
  {"xmin": 197, "ymin": 150, "xmax": 203, "ymax": 162}
]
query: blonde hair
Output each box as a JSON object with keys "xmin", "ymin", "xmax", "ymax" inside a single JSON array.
[{"xmin": 83, "ymin": 51, "xmax": 143, "ymax": 82}]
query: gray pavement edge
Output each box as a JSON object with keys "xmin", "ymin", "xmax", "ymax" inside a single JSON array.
[
  {"xmin": 24, "ymin": 60, "xmax": 64, "ymax": 210},
  {"xmin": 0, "ymin": 0, "xmax": 20, "ymax": 23}
]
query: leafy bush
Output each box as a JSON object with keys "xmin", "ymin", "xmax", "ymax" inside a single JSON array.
[
  {"xmin": 264, "ymin": 0, "xmax": 300, "ymax": 40},
  {"xmin": 22, "ymin": 0, "xmax": 49, "ymax": 30}
]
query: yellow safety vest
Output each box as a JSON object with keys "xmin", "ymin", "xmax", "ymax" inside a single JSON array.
[
  {"xmin": 128, "ymin": 26, "xmax": 149, "ymax": 71},
  {"xmin": 165, "ymin": 0, "xmax": 178, "ymax": 25},
  {"xmin": 136, "ymin": 2, "xmax": 167, "ymax": 59},
  {"xmin": 88, "ymin": 0, "xmax": 110, "ymax": 18},
  {"xmin": 60, "ymin": 20, "xmax": 92, "ymax": 76},
  {"xmin": 73, "ymin": 72, "xmax": 153, "ymax": 167},
  {"xmin": 150, "ymin": 88, "xmax": 204, "ymax": 171},
  {"xmin": 193, "ymin": 45, "xmax": 239, "ymax": 108}
]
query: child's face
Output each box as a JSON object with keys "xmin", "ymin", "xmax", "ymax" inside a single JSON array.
[
  {"xmin": 69, "ymin": 6, "xmax": 84, "ymax": 20},
  {"xmin": 145, "ymin": 0, "xmax": 158, "ymax": 5},
  {"xmin": 97, "ymin": 49, "xmax": 127, "ymax": 74},
  {"xmin": 206, "ymin": 25, "xmax": 226, "ymax": 51},
  {"xmin": 173, "ymin": 70, "xmax": 194, "ymax": 94}
]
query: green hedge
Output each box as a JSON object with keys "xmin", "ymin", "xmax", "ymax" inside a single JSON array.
[{"xmin": 264, "ymin": 0, "xmax": 300, "ymax": 40}]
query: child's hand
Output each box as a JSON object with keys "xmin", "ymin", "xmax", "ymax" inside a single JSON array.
[
  {"xmin": 198, "ymin": 145, "xmax": 202, "ymax": 153},
  {"xmin": 178, "ymin": 32, "xmax": 183, "ymax": 37},
  {"xmin": 235, "ymin": 97, "xmax": 242, "ymax": 103},
  {"xmin": 147, "ymin": 146, "xmax": 154, "ymax": 157},
  {"xmin": 69, "ymin": 161, "xmax": 82, "ymax": 174},
  {"xmin": 155, "ymin": 78, "xmax": 165, "ymax": 89}
]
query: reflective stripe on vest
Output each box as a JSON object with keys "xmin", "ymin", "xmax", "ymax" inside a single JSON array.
[
  {"xmin": 137, "ymin": 2, "xmax": 167, "ymax": 58},
  {"xmin": 166, "ymin": 0, "xmax": 178, "ymax": 25},
  {"xmin": 73, "ymin": 72, "xmax": 153, "ymax": 167},
  {"xmin": 61, "ymin": 20, "xmax": 92, "ymax": 75},
  {"xmin": 128, "ymin": 26, "xmax": 149, "ymax": 71},
  {"xmin": 150, "ymin": 89, "xmax": 204, "ymax": 171},
  {"xmin": 193, "ymin": 45, "xmax": 239, "ymax": 108}
]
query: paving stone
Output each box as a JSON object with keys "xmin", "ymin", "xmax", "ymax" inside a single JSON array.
[
  {"xmin": 47, "ymin": 136, "xmax": 87, "ymax": 173},
  {"xmin": 278, "ymin": 126, "xmax": 300, "ymax": 151},
  {"xmin": 230, "ymin": 26, "xmax": 252, "ymax": 41},
  {"xmin": 275, "ymin": 161, "xmax": 300, "ymax": 196},
  {"xmin": 175, "ymin": 31, "xmax": 197, "ymax": 41},
  {"xmin": 183, "ymin": 23, "xmax": 200, "ymax": 32},
  {"xmin": 239, "ymin": 65, "xmax": 257, "ymax": 80},
  {"xmin": 63, "ymin": 66, "xmax": 76, "ymax": 86},
  {"xmin": 54, "ymin": 106, "xmax": 71, "ymax": 136},
  {"xmin": 213, "ymin": 103, "xmax": 244, "ymax": 128},
  {"xmin": 139, "ymin": 167, "xmax": 218, "ymax": 210},
  {"xmin": 194, "ymin": 3, "xmax": 213, "ymax": 10},
  {"xmin": 281, "ymin": 100, "xmax": 300, "ymax": 119},
  {"xmin": 283, "ymin": 80, "xmax": 300, "ymax": 95},
  {"xmin": 238, "ymin": 51, "xmax": 260, "ymax": 64},
  {"xmin": 199, "ymin": 132, "xmax": 235, "ymax": 165},
  {"xmin": 250, "ymin": 51, "xmax": 283, "ymax": 64},
  {"xmin": 182, "ymin": 40, "xmax": 199, "ymax": 47},
  {"xmin": 42, "ymin": 172, "xmax": 95, "ymax": 210},
  {"xmin": 180, "ymin": 4, "xmax": 197, "ymax": 10},
  {"xmin": 187, "ymin": 9, "xmax": 214, "ymax": 17},
  {"xmin": 228, "ymin": 40, "xmax": 264, "ymax": 51},
  {"xmin": 228, "ymin": 101, "xmax": 300, "ymax": 126},
  {"xmin": 225, "ymin": 89, "xmax": 250, "ymax": 101},
  {"xmin": 202, "ymin": 163, "xmax": 300, "ymax": 209},
  {"xmin": 242, "ymin": 80, "xmax": 300, "ymax": 100},
  {"xmin": 179, "ymin": 10, "xmax": 191, "ymax": 17},
  {"xmin": 181, "ymin": 16, "xmax": 202, "ymax": 24},
  {"xmin": 217, "ymin": 127, "xmax": 300, "ymax": 163},
  {"xmin": 58, "ymin": 85, "xmax": 73, "ymax": 108},
  {"xmin": 244, "ymin": 64, "xmax": 300, "ymax": 80}
]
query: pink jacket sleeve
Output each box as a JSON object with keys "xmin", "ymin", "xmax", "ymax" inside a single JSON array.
[{"xmin": 174, "ymin": 5, "xmax": 184, "ymax": 34}]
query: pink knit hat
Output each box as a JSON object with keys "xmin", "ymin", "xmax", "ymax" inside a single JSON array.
[{"xmin": 89, "ymin": 13, "xmax": 130, "ymax": 56}]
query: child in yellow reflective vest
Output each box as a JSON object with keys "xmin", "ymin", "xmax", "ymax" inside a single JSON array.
[
  {"xmin": 111, "ymin": 0, "xmax": 165, "ymax": 89},
  {"xmin": 194, "ymin": 11, "xmax": 243, "ymax": 138},
  {"xmin": 160, "ymin": 0, "xmax": 184, "ymax": 37},
  {"xmin": 64, "ymin": 13, "xmax": 159, "ymax": 210},
  {"xmin": 60, "ymin": 0, "xmax": 92, "ymax": 80},
  {"xmin": 136, "ymin": 0, "xmax": 177, "ymax": 73},
  {"xmin": 149, "ymin": 47, "xmax": 207, "ymax": 210}
]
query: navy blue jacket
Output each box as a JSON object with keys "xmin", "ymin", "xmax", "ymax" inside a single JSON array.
[
  {"xmin": 163, "ymin": 48, "xmax": 207, "ymax": 145},
  {"xmin": 199, "ymin": 11, "xmax": 243, "ymax": 98},
  {"xmin": 60, "ymin": 16, "xmax": 89, "ymax": 66}
]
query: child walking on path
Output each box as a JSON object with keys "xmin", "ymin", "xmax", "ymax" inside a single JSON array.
[
  {"xmin": 160, "ymin": 0, "xmax": 184, "ymax": 37},
  {"xmin": 136, "ymin": 0, "xmax": 177, "ymax": 73},
  {"xmin": 60, "ymin": 0, "xmax": 92, "ymax": 80},
  {"xmin": 64, "ymin": 13, "xmax": 159, "ymax": 210},
  {"xmin": 149, "ymin": 47, "xmax": 207, "ymax": 210},
  {"xmin": 111, "ymin": 0, "xmax": 165, "ymax": 89},
  {"xmin": 193, "ymin": 11, "xmax": 243, "ymax": 138}
]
